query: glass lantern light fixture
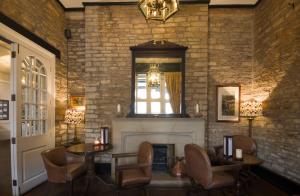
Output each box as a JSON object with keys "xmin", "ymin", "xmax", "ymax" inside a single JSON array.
[
  {"xmin": 147, "ymin": 64, "xmax": 161, "ymax": 88},
  {"xmin": 138, "ymin": 0, "xmax": 179, "ymax": 21}
]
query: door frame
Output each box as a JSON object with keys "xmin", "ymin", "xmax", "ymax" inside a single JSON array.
[{"xmin": 0, "ymin": 23, "xmax": 56, "ymax": 195}]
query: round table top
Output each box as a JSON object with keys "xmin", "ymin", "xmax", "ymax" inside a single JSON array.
[
  {"xmin": 238, "ymin": 154, "xmax": 263, "ymax": 166},
  {"xmin": 67, "ymin": 143, "xmax": 112, "ymax": 155}
]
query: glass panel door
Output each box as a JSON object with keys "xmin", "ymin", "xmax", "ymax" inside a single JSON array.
[{"xmin": 21, "ymin": 56, "xmax": 47, "ymax": 137}]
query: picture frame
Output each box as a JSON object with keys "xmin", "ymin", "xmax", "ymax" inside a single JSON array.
[
  {"xmin": 70, "ymin": 95, "xmax": 86, "ymax": 110},
  {"xmin": 0, "ymin": 100, "xmax": 9, "ymax": 120},
  {"xmin": 216, "ymin": 85, "xmax": 240, "ymax": 122}
]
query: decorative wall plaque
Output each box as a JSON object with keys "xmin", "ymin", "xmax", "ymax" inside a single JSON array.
[{"xmin": 0, "ymin": 100, "xmax": 9, "ymax": 120}]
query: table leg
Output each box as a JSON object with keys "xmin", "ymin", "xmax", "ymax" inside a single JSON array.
[
  {"xmin": 236, "ymin": 171, "xmax": 241, "ymax": 196},
  {"xmin": 85, "ymin": 153, "xmax": 95, "ymax": 195},
  {"xmin": 86, "ymin": 153, "xmax": 95, "ymax": 176}
]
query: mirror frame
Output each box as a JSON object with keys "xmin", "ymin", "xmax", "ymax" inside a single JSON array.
[{"xmin": 128, "ymin": 40, "xmax": 188, "ymax": 118}]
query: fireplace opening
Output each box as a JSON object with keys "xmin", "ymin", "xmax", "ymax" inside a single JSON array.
[{"xmin": 152, "ymin": 144, "xmax": 175, "ymax": 171}]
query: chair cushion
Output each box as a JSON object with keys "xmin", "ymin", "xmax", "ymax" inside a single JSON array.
[
  {"xmin": 121, "ymin": 168, "xmax": 150, "ymax": 188},
  {"xmin": 209, "ymin": 171, "xmax": 235, "ymax": 189},
  {"xmin": 66, "ymin": 162, "xmax": 86, "ymax": 181}
]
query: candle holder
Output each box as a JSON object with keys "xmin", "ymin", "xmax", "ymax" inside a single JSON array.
[
  {"xmin": 234, "ymin": 149, "xmax": 243, "ymax": 161},
  {"xmin": 116, "ymin": 103, "xmax": 123, "ymax": 117},
  {"xmin": 194, "ymin": 103, "xmax": 203, "ymax": 118},
  {"xmin": 93, "ymin": 138, "xmax": 100, "ymax": 146}
]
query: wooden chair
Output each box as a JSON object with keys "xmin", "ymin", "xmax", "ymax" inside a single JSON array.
[
  {"xmin": 112, "ymin": 141, "xmax": 153, "ymax": 196},
  {"xmin": 185, "ymin": 144, "xmax": 242, "ymax": 195},
  {"xmin": 41, "ymin": 146, "xmax": 86, "ymax": 196}
]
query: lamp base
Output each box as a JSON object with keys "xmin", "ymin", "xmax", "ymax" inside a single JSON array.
[{"xmin": 248, "ymin": 118, "xmax": 254, "ymax": 137}]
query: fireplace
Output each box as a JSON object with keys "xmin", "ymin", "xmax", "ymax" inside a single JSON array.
[
  {"xmin": 111, "ymin": 118, "xmax": 205, "ymax": 176},
  {"xmin": 152, "ymin": 144, "xmax": 174, "ymax": 171}
]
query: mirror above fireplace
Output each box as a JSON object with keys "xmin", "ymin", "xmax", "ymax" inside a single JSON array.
[{"xmin": 128, "ymin": 40, "xmax": 188, "ymax": 117}]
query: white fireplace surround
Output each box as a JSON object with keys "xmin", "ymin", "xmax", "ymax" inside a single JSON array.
[{"xmin": 111, "ymin": 118, "xmax": 205, "ymax": 157}]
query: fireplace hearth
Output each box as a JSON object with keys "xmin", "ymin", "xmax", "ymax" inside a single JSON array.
[{"xmin": 152, "ymin": 144, "xmax": 175, "ymax": 171}]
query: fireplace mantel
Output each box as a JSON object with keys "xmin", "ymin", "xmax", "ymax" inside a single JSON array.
[{"xmin": 111, "ymin": 118, "xmax": 205, "ymax": 157}]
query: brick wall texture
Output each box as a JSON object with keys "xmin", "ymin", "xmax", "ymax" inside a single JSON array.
[
  {"xmin": 66, "ymin": 12, "xmax": 86, "ymax": 142},
  {"xmin": 65, "ymin": 1, "xmax": 299, "ymax": 183},
  {"xmin": 208, "ymin": 8, "xmax": 254, "ymax": 147},
  {"xmin": 252, "ymin": 0, "xmax": 300, "ymax": 182},
  {"xmin": 81, "ymin": 4, "xmax": 209, "ymax": 142},
  {"xmin": 0, "ymin": 0, "xmax": 68, "ymax": 145}
]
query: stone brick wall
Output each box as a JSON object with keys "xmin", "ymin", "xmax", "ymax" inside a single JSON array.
[
  {"xmin": 252, "ymin": 0, "xmax": 300, "ymax": 183},
  {"xmin": 65, "ymin": 12, "xmax": 86, "ymax": 142},
  {"xmin": 208, "ymin": 8, "xmax": 254, "ymax": 147},
  {"xmin": 83, "ymin": 5, "xmax": 209, "ymax": 142},
  {"xmin": 64, "ymin": 1, "xmax": 299, "ymax": 183},
  {"xmin": 0, "ymin": 0, "xmax": 68, "ymax": 145}
]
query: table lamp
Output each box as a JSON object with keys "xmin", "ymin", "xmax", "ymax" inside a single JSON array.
[
  {"xmin": 65, "ymin": 108, "xmax": 84, "ymax": 143},
  {"xmin": 240, "ymin": 98, "xmax": 262, "ymax": 137}
]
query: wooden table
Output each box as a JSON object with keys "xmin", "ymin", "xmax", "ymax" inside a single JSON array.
[
  {"xmin": 212, "ymin": 154, "xmax": 263, "ymax": 195},
  {"xmin": 236, "ymin": 154, "xmax": 263, "ymax": 166},
  {"xmin": 227, "ymin": 154, "xmax": 263, "ymax": 195},
  {"xmin": 67, "ymin": 143, "xmax": 112, "ymax": 195}
]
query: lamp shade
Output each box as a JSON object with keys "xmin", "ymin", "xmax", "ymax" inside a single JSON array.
[
  {"xmin": 240, "ymin": 98, "xmax": 262, "ymax": 118},
  {"xmin": 65, "ymin": 109, "xmax": 84, "ymax": 125}
]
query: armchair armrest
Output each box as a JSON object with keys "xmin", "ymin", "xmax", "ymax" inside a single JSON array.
[
  {"xmin": 115, "ymin": 163, "xmax": 151, "ymax": 171},
  {"xmin": 112, "ymin": 152, "xmax": 138, "ymax": 158},
  {"xmin": 113, "ymin": 152, "xmax": 139, "ymax": 167},
  {"xmin": 42, "ymin": 158, "xmax": 67, "ymax": 183},
  {"xmin": 212, "ymin": 163, "xmax": 242, "ymax": 172},
  {"xmin": 66, "ymin": 152, "xmax": 85, "ymax": 164}
]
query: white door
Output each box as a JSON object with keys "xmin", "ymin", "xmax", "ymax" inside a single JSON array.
[{"xmin": 11, "ymin": 44, "xmax": 55, "ymax": 195}]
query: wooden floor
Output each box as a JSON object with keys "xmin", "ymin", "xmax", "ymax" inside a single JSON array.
[
  {"xmin": 0, "ymin": 140, "xmax": 12, "ymax": 196},
  {"xmin": 23, "ymin": 174, "xmax": 288, "ymax": 196}
]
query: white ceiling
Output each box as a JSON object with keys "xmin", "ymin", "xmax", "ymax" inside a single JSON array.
[{"xmin": 59, "ymin": 0, "xmax": 258, "ymax": 8}]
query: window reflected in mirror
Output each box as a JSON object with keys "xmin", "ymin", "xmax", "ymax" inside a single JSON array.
[
  {"xmin": 134, "ymin": 58, "xmax": 181, "ymax": 115},
  {"xmin": 129, "ymin": 40, "xmax": 187, "ymax": 117}
]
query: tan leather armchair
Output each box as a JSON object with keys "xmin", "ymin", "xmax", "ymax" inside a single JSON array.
[
  {"xmin": 112, "ymin": 141, "xmax": 153, "ymax": 196},
  {"xmin": 41, "ymin": 146, "xmax": 86, "ymax": 195},
  {"xmin": 233, "ymin": 135, "xmax": 257, "ymax": 155},
  {"xmin": 185, "ymin": 144, "xmax": 241, "ymax": 195}
]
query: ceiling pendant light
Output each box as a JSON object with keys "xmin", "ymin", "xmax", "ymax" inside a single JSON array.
[{"xmin": 138, "ymin": 0, "xmax": 179, "ymax": 21}]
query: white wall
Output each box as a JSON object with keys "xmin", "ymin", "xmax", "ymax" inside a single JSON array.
[{"xmin": 0, "ymin": 72, "xmax": 10, "ymax": 140}]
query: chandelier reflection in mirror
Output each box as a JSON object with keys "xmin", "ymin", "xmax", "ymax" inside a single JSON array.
[
  {"xmin": 147, "ymin": 64, "xmax": 161, "ymax": 88},
  {"xmin": 138, "ymin": 0, "xmax": 179, "ymax": 21}
]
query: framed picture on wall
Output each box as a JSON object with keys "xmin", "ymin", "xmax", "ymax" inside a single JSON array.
[
  {"xmin": 0, "ymin": 100, "xmax": 9, "ymax": 120},
  {"xmin": 216, "ymin": 85, "xmax": 240, "ymax": 122},
  {"xmin": 70, "ymin": 95, "xmax": 86, "ymax": 110}
]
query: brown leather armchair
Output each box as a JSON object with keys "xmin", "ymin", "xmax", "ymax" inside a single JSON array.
[
  {"xmin": 185, "ymin": 144, "xmax": 241, "ymax": 195},
  {"xmin": 233, "ymin": 135, "xmax": 257, "ymax": 155},
  {"xmin": 41, "ymin": 146, "xmax": 86, "ymax": 195},
  {"xmin": 112, "ymin": 141, "xmax": 153, "ymax": 196}
]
